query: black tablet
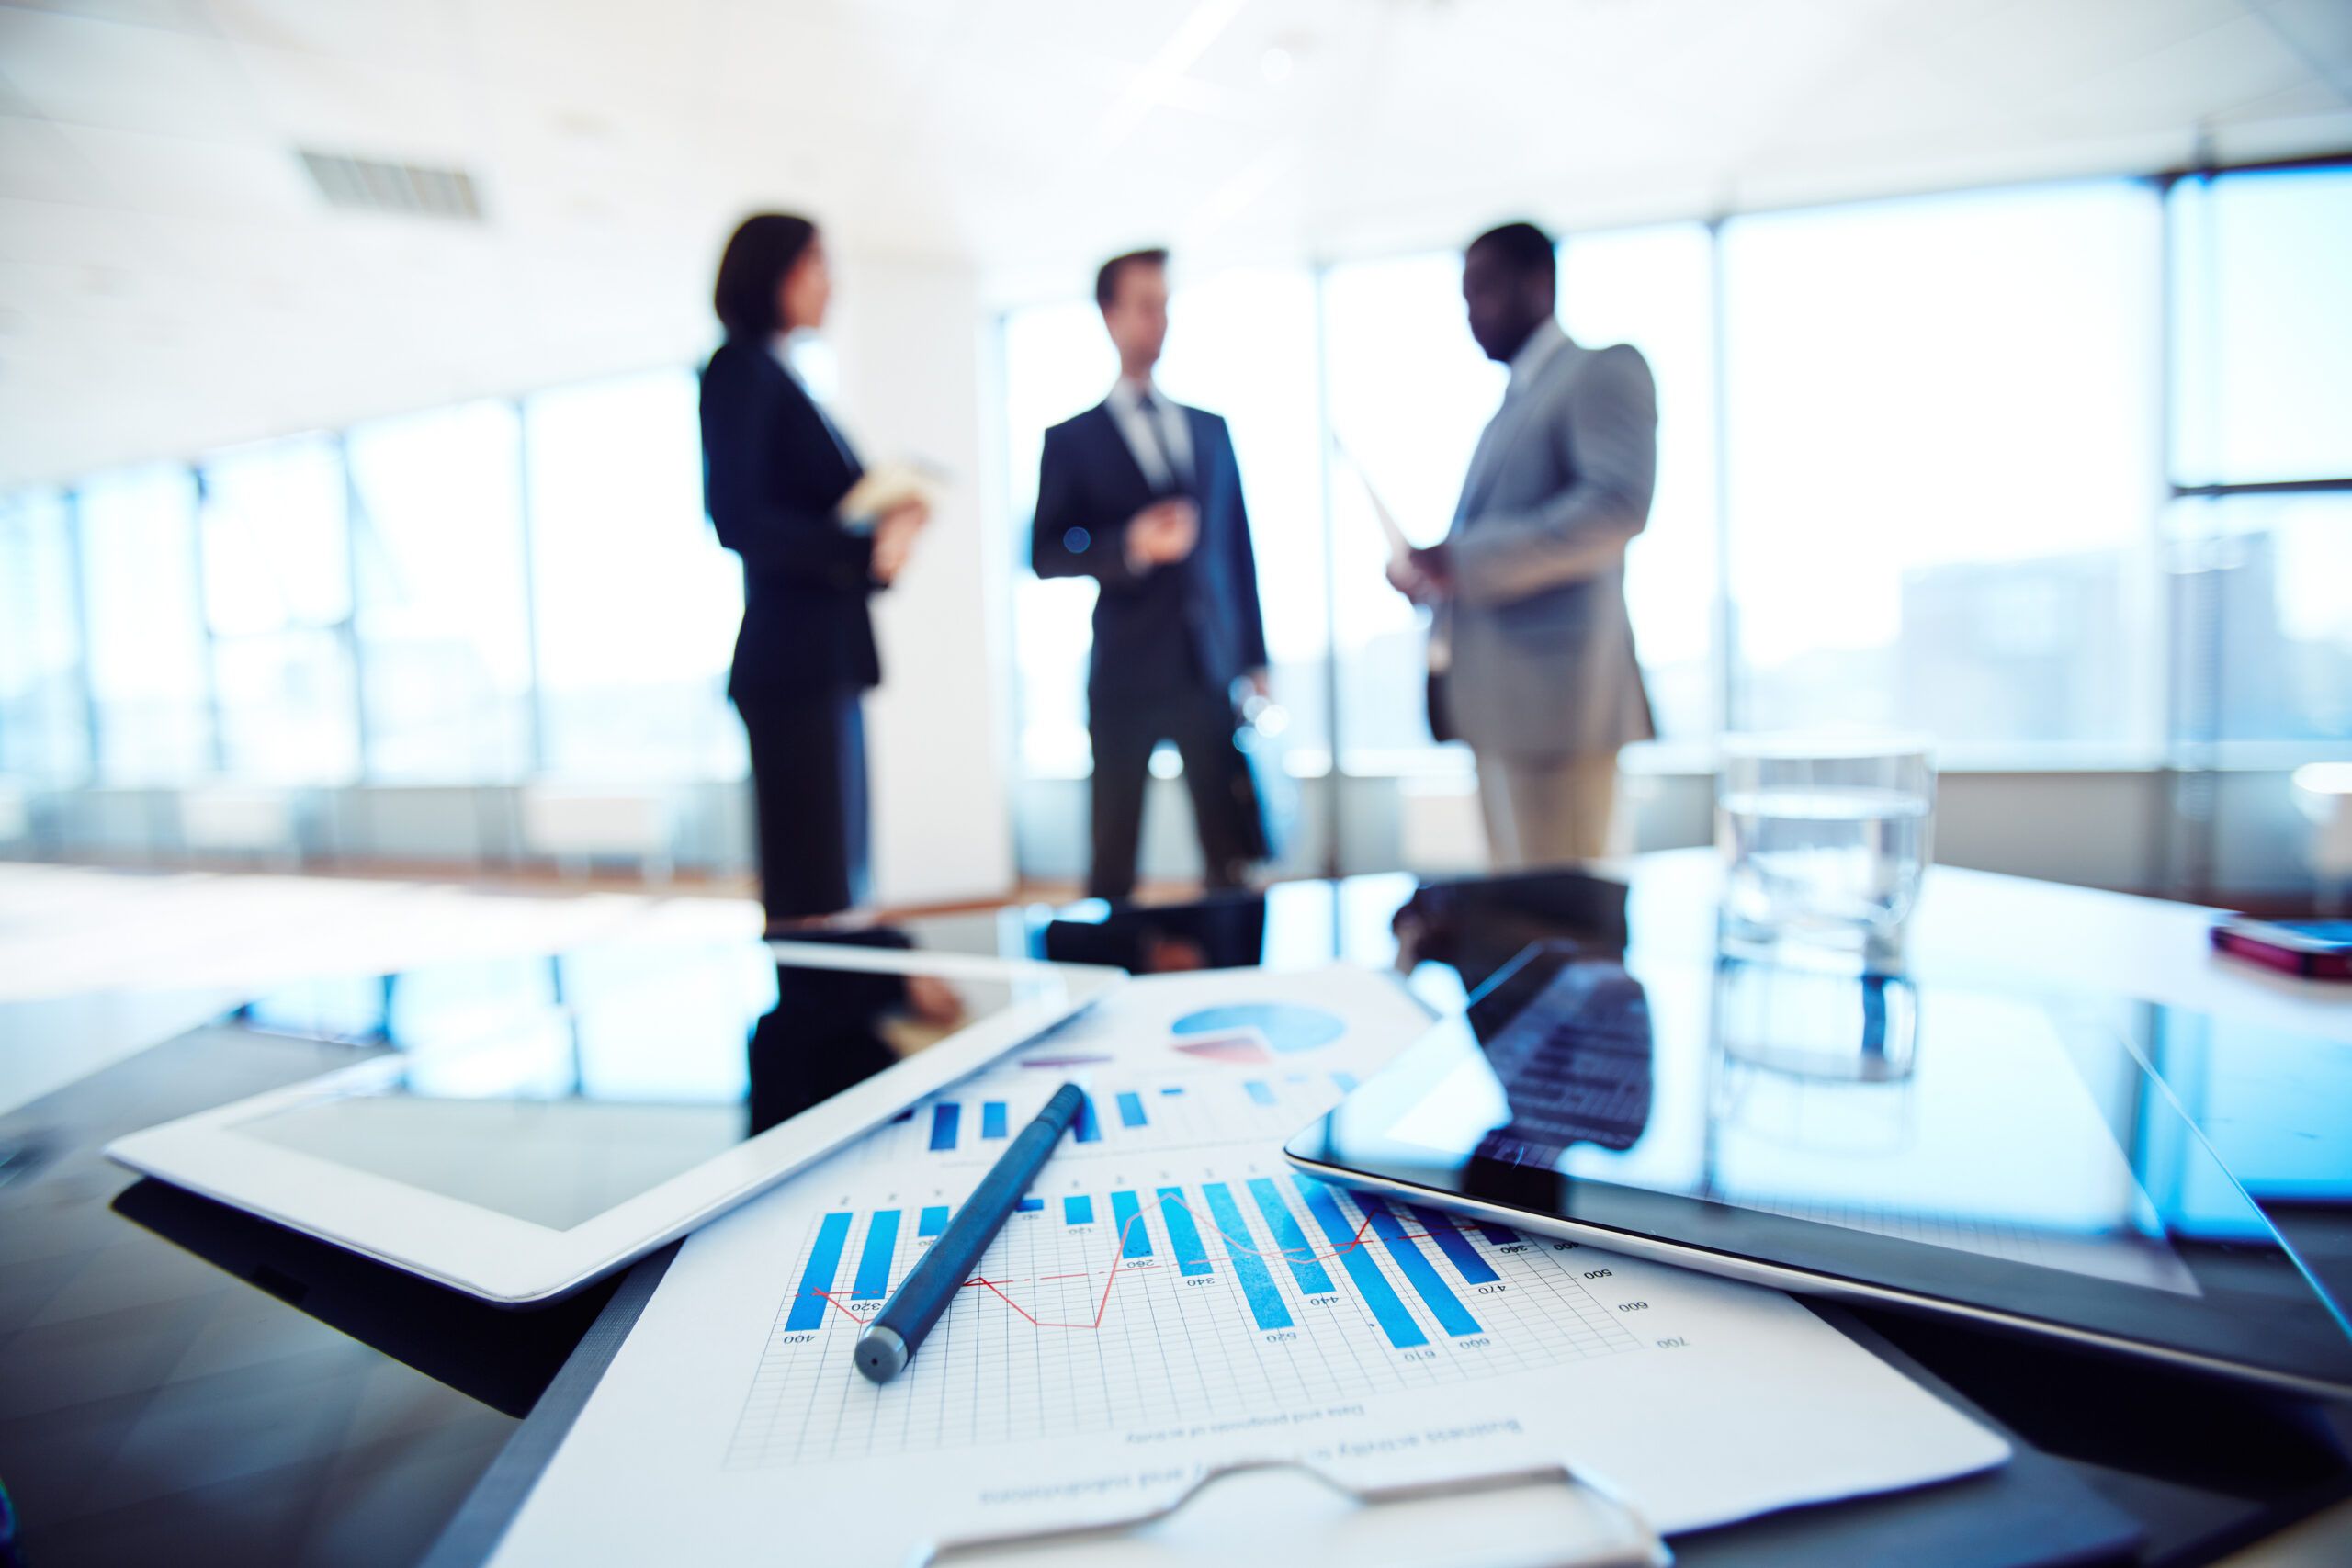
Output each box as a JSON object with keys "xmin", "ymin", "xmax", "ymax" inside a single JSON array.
[{"xmin": 1286, "ymin": 942, "xmax": 2352, "ymax": 1396}]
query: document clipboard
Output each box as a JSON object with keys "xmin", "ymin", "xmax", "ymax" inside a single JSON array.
[
  {"xmin": 1333, "ymin": 434, "xmax": 1455, "ymax": 734},
  {"xmin": 1330, "ymin": 434, "xmax": 1413, "ymax": 566}
]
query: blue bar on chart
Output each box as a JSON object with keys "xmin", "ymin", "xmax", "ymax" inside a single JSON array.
[
  {"xmin": 1110, "ymin": 1190, "xmax": 1153, "ymax": 1258},
  {"xmin": 1116, "ymin": 1091, "xmax": 1148, "ymax": 1128},
  {"xmin": 1155, "ymin": 1187, "xmax": 1213, "ymax": 1276},
  {"xmin": 981, "ymin": 1101, "xmax": 1008, "ymax": 1139},
  {"xmin": 1244, "ymin": 1080, "xmax": 1276, "ymax": 1107},
  {"xmin": 1202, "ymin": 1183, "xmax": 1294, "ymax": 1330},
  {"xmin": 1331, "ymin": 1071, "xmax": 1359, "ymax": 1092},
  {"xmin": 851, "ymin": 1210, "xmax": 900, "ymax": 1301},
  {"xmin": 1246, "ymin": 1177, "xmax": 1335, "ymax": 1294},
  {"xmin": 1017, "ymin": 1197, "xmax": 1044, "ymax": 1213},
  {"xmin": 785, "ymin": 1212, "xmax": 853, "ymax": 1330},
  {"xmin": 1408, "ymin": 1203, "xmax": 1499, "ymax": 1284},
  {"xmin": 1159, "ymin": 1086, "xmax": 1184, "ymax": 1096},
  {"xmin": 1355, "ymin": 1194, "xmax": 1481, "ymax": 1336},
  {"xmin": 1293, "ymin": 1177, "xmax": 1428, "ymax": 1348},
  {"xmin": 928, "ymin": 1103, "xmax": 959, "ymax": 1152},
  {"xmin": 1063, "ymin": 1194, "xmax": 1094, "ymax": 1224},
  {"xmin": 918, "ymin": 1205, "xmax": 950, "ymax": 1239},
  {"xmin": 1476, "ymin": 1221, "xmax": 1521, "ymax": 1247},
  {"xmin": 1074, "ymin": 1093, "xmax": 1102, "ymax": 1143}
]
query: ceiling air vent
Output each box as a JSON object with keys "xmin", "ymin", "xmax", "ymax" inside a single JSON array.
[{"xmin": 299, "ymin": 151, "xmax": 483, "ymax": 220}]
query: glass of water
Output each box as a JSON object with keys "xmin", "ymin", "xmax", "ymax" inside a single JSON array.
[{"xmin": 1716, "ymin": 734, "xmax": 1935, "ymax": 973}]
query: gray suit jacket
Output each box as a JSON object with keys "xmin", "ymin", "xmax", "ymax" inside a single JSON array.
[{"xmin": 1441, "ymin": 331, "xmax": 1657, "ymax": 759}]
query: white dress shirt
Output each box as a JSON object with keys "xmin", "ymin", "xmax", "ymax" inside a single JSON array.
[
  {"xmin": 1105, "ymin": 376, "xmax": 1194, "ymax": 491},
  {"xmin": 770, "ymin": 333, "xmax": 856, "ymax": 466}
]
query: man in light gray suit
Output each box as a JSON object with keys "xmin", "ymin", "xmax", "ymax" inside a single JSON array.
[{"xmin": 1390, "ymin": 220, "xmax": 1657, "ymax": 867}]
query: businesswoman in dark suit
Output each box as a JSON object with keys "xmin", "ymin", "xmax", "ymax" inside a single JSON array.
[{"xmin": 703, "ymin": 214, "xmax": 927, "ymax": 924}]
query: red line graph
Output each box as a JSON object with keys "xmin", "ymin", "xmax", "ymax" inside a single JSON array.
[{"xmin": 806, "ymin": 1190, "xmax": 1480, "ymax": 1333}]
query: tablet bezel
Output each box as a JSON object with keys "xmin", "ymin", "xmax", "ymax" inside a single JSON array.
[
  {"xmin": 107, "ymin": 942, "xmax": 1122, "ymax": 1304},
  {"xmin": 1283, "ymin": 947, "xmax": 2352, "ymax": 1400}
]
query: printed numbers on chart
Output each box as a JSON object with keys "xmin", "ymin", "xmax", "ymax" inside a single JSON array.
[
  {"xmin": 1264, "ymin": 1330, "xmax": 1299, "ymax": 1343},
  {"xmin": 779, "ymin": 1333, "xmax": 819, "ymax": 1346},
  {"xmin": 1583, "ymin": 1269, "xmax": 1612, "ymax": 1280},
  {"xmin": 1124, "ymin": 1258, "xmax": 1157, "ymax": 1270},
  {"xmin": 1497, "ymin": 1244, "xmax": 1530, "ymax": 1255},
  {"xmin": 1550, "ymin": 1241, "xmax": 1579, "ymax": 1252},
  {"xmin": 1475, "ymin": 1284, "xmax": 1507, "ymax": 1295},
  {"xmin": 1617, "ymin": 1301, "xmax": 1649, "ymax": 1313},
  {"xmin": 1459, "ymin": 1336, "xmax": 1492, "ymax": 1348},
  {"xmin": 1655, "ymin": 1337, "xmax": 1688, "ymax": 1349},
  {"xmin": 1184, "ymin": 1276, "xmax": 1215, "ymax": 1287},
  {"xmin": 1400, "ymin": 1348, "xmax": 1440, "ymax": 1362},
  {"xmin": 1303, "ymin": 1293, "xmax": 1341, "ymax": 1306}
]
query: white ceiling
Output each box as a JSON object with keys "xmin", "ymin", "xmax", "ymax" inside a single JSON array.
[{"xmin": 2, "ymin": 0, "xmax": 2347, "ymax": 489}]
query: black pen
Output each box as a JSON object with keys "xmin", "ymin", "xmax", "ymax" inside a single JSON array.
[{"xmin": 854, "ymin": 1082, "xmax": 1085, "ymax": 1384}]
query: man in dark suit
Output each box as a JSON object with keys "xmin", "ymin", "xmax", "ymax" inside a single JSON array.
[{"xmin": 1031, "ymin": 248, "xmax": 1270, "ymax": 901}]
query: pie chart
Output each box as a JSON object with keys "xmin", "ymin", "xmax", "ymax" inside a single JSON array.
[{"xmin": 1170, "ymin": 1002, "xmax": 1347, "ymax": 1059}]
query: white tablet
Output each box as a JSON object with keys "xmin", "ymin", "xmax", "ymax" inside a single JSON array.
[{"xmin": 107, "ymin": 937, "xmax": 1122, "ymax": 1304}]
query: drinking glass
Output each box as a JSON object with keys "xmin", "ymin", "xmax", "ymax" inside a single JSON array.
[{"xmin": 1715, "ymin": 733, "xmax": 1935, "ymax": 973}]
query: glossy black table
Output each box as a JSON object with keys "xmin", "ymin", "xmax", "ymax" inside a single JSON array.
[{"xmin": 3, "ymin": 863, "xmax": 2348, "ymax": 1565}]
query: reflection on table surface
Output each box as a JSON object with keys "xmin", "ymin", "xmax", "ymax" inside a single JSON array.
[
  {"xmin": 746, "ymin": 866, "xmax": 2352, "ymax": 1231},
  {"xmin": 215, "ymin": 928, "xmax": 1052, "ymax": 1233},
  {"xmin": 125, "ymin": 862, "xmax": 2352, "ymax": 1239},
  {"xmin": 6, "ymin": 858, "xmax": 2337, "ymax": 1568}
]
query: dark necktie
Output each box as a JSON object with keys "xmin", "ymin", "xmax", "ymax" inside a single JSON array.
[{"xmin": 1133, "ymin": 389, "xmax": 1191, "ymax": 495}]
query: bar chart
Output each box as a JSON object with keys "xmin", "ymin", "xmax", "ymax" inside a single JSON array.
[
  {"xmin": 727, "ymin": 1169, "xmax": 1652, "ymax": 1466},
  {"xmin": 869, "ymin": 1069, "xmax": 1361, "ymax": 1168}
]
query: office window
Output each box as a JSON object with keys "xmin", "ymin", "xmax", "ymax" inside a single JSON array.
[
  {"xmin": 2170, "ymin": 494, "xmax": 2352, "ymax": 744},
  {"xmin": 0, "ymin": 489, "xmax": 87, "ymax": 783},
  {"xmin": 1002, "ymin": 267, "xmax": 1331, "ymax": 775},
  {"xmin": 1003, "ymin": 300, "xmax": 1115, "ymax": 776},
  {"xmin": 78, "ymin": 465, "xmax": 211, "ymax": 783},
  {"xmin": 525, "ymin": 368, "xmax": 744, "ymax": 781},
  {"xmin": 1323, "ymin": 252, "xmax": 1503, "ymax": 771},
  {"xmin": 2171, "ymin": 165, "xmax": 2352, "ymax": 487},
  {"xmin": 1325, "ymin": 234, "xmax": 1717, "ymax": 768},
  {"xmin": 348, "ymin": 400, "xmax": 536, "ymax": 782},
  {"xmin": 1159, "ymin": 267, "xmax": 1332, "ymax": 768},
  {"xmin": 1561, "ymin": 222, "xmax": 1719, "ymax": 744},
  {"xmin": 1720, "ymin": 180, "xmax": 2164, "ymax": 756},
  {"xmin": 198, "ymin": 434, "xmax": 361, "ymax": 784}
]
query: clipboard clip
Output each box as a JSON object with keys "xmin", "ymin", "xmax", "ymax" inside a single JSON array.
[{"xmin": 914, "ymin": 1455, "xmax": 1670, "ymax": 1568}]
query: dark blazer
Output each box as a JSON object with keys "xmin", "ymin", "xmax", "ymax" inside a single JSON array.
[
  {"xmin": 1030, "ymin": 400, "xmax": 1267, "ymax": 698},
  {"xmin": 699, "ymin": 335, "xmax": 880, "ymax": 697}
]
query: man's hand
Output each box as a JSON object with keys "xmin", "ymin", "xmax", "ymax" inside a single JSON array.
[
  {"xmin": 870, "ymin": 499, "xmax": 931, "ymax": 585},
  {"xmin": 1124, "ymin": 498, "xmax": 1199, "ymax": 574},
  {"xmin": 1386, "ymin": 540, "xmax": 1453, "ymax": 604}
]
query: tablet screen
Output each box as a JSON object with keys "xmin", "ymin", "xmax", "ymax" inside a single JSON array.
[
  {"xmin": 1290, "ymin": 941, "xmax": 2352, "ymax": 1393},
  {"xmin": 228, "ymin": 935, "xmax": 1056, "ymax": 1231}
]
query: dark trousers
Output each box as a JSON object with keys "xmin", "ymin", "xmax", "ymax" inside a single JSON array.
[
  {"xmin": 1087, "ymin": 682, "xmax": 1253, "ymax": 902},
  {"xmin": 735, "ymin": 688, "xmax": 869, "ymax": 924}
]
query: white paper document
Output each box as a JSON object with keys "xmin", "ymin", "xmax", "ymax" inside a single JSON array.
[{"xmin": 492, "ymin": 966, "xmax": 2007, "ymax": 1564}]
